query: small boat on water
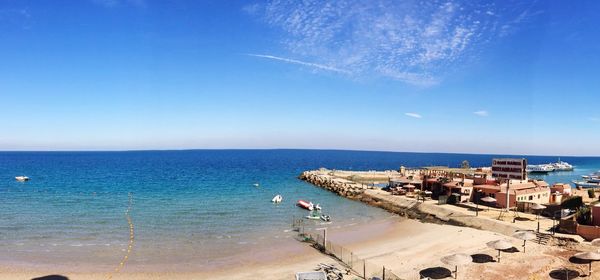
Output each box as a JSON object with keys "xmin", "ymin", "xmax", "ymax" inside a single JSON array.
[
  {"xmin": 320, "ymin": 214, "xmax": 331, "ymax": 222},
  {"xmin": 272, "ymin": 194, "xmax": 283, "ymax": 203},
  {"xmin": 15, "ymin": 176, "xmax": 29, "ymax": 182},
  {"xmin": 253, "ymin": 183, "xmax": 260, "ymax": 187},
  {"xmin": 572, "ymin": 180, "xmax": 600, "ymax": 188},
  {"xmin": 305, "ymin": 210, "xmax": 321, "ymax": 220},
  {"xmin": 314, "ymin": 204, "xmax": 322, "ymax": 211},
  {"xmin": 297, "ymin": 200, "xmax": 314, "ymax": 211}
]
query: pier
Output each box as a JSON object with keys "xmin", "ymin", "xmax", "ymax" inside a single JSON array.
[{"xmin": 299, "ymin": 168, "xmax": 582, "ymax": 243}]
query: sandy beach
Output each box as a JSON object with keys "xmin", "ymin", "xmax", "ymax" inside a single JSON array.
[{"xmin": 1, "ymin": 215, "xmax": 590, "ymax": 280}]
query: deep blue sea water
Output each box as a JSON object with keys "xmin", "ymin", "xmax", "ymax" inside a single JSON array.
[{"xmin": 1, "ymin": 150, "xmax": 599, "ymax": 270}]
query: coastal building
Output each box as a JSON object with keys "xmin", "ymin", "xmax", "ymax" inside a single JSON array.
[
  {"xmin": 472, "ymin": 181, "xmax": 551, "ymax": 208},
  {"xmin": 551, "ymin": 183, "xmax": 572, "ymax": 195}
]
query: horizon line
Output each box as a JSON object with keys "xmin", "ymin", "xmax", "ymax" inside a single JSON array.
[{"xmin": 0, "ymin": 148, "xmax": 597, "ymax": 158}]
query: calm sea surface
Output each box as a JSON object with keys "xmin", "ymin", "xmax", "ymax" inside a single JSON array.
[{"xmin": 1, "ymin": 150, "xmax": 599, "ymax": 270}]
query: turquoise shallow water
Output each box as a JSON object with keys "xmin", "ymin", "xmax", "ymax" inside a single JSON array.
[{"xmin": 0, "ymin": 150, "xmax": 598, "ymax": 270}]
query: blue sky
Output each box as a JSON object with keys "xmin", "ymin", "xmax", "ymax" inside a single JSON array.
[{"xmin": 0, "ymin": 0, "xmax": 599, "ymax": 155}]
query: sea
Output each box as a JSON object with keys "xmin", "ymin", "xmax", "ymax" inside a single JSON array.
[{"xmin": 1, "ymin": 150, "xmax": 599, "ymax": 271}]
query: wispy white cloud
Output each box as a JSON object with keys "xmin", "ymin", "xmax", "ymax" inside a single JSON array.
[
  {"xmin": 0, "ymin": 8, "xmax": 32, "ymax": 29},
  {"xmin": 245, "ymin": 54, "xmax": 350, "ymax": 74},
  {"xmin": 91, "ymin": 0, "xmax": 146, "ymax": 8},
  {"xmin": 245, "ymin": 0, "xmax": 537, "ymax": 87},
  {"xmin": 473, "ymin": 110, "xmax": 489, "ymax": 117},
  {"xmin": 405, "ymin": 113, "xmax": 423, "ymax": 119}
]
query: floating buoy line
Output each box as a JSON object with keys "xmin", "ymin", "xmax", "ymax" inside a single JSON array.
[{"xmin": 106, "ymin": 192, "xmax": 135, "ymax": 280}]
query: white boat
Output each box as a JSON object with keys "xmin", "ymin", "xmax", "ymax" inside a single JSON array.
[
  {"xmin": 572, "ymin": 180, "xmax": 600, "ymax": 188},
  {"xmin": 314, "ymin": 204, "xmax": 322, "ymax": 211},
  {"xmin": 526, "ymin": 164, "xmax": 554, "ymax": 173},
  {"xmin": 15, "ymin": 176, "xmax": 29, "ymax": 182},
  {"xmin": 320, "ymin": 214, "xmax": 331, "ymax": 222},
  {"xmin": 272, "ymin": 194, "xmax": 283, "ymax": 203},
  {"xmin": 305, "ymin": 211, "xmax": 321, "ymax": 220},
  {"xmin": 253, "ymin": 183, "xmax": 260, "ymax": 187},
  {"xmin": 552, "ymin": 160, "xmax": 574, "ymax": 171}
]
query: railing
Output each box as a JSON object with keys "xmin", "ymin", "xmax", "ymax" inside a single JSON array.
[{"xmin": 298, "ymin": 228, "xmax": 403, "ymax": 280}]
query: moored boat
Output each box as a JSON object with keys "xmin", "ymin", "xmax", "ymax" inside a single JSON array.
[
  {"xmin": 552, "ymin": 159, "xmax": 574, "ymax": 171},
  {"xmin": 572, "ymin": 180, "xmax": 600, "ymax": 188},
  {"xmin": 305, "ymin": 210, "xmax": 320, "ymax": 220},
  {"xmin": 526, "ymin": 164, "xmax": 554, "ymax": 173},
  {"xmin": 272, "ymin": 194, "xmax": 283, "ymax": 203},
  {"xmin": 320, "ymin": 214, "xmax": 331, "ymax": 222},
  {"xmin": 15, "ymin": 176, "xmax": 29, "ymax": 182},
  {"xmin": 297, "ymin": 200, "xmax": 314, "ymax": 211}
]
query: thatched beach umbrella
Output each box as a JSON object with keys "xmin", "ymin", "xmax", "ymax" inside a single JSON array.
[
  {"xmin": 512, "ymin": 231, "xmax": 536, "ymax": 253},
  {"xmin": 487, "ymin": 240, "xmax": 513, "ymax": 263},
  {"xmin": 531, "ymin": 203, "xmax": 547, "ymax": 233},
  {"xmin": 591, "ymin": 238, "xmax": 600, "ymax": 247},
  {"xmin": 481, "ymin": 196, "xmax": 496, "ymax": 212},
  {"xmin": 441, "ymin": 253, "xmax": 472, "ymax": 279},
  {"xmin": 574, "ymin": 251, "xmax": 600, "ymax": 276}
]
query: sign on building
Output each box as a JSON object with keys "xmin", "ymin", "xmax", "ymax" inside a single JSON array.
[{"xmin": 491, "ymin": 158, "xmax": 527, "ymax": 180}]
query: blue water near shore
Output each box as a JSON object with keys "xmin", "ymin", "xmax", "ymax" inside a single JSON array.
[{"xmin": 0, "ymin": 150, "xmax": 599, "ymax": 269}]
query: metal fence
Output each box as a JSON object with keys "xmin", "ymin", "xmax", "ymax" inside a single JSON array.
[{"xmin": 300, "ymin": 230, "xmax": 403, "ymax": 280}]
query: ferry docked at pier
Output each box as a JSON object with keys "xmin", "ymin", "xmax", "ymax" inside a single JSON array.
[
  {"xmin": 526, "ymin": 160, "xmax": 574, "ymax": 173},
  {"xmin": 526, "ymin": 164, "xmax": 555, "ymax": 173},
  {"xmin": 551, "ymin": 159, "xmax": 574, "ymax": 171}
]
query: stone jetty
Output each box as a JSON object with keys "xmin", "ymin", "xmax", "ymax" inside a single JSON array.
[{"xmin": 300, "ymin": 168, "xmax": 581, "ymax": 244}]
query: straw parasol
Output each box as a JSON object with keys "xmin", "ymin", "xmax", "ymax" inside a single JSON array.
[
  {"xmin": 531, "ymin": 204, "xmax": 547, "ymax": 233},
  {"xmin": 441, "ymin": 253, "xmax": 472, "ymax": 279},
  {"xmin": 574, "ymin": 251, "xmax": 600, "ymax": 276},
  {"xmin": 512, "ymin": 231, "xmax": 536, "ymax": 253},
  {"xmin": 481, "ymin": 196, "xmax": 496, "ymax": 212},
  {"xmin": 591, "ymin": 238, "xmax": 600, "ymax": 247},
  {"xmin": 487, "ymin": 240, "xmax": 513, "ymax": 263}
]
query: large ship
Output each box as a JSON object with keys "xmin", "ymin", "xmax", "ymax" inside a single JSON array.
[
  {"xmin": 551, "ymin": 159, "xmax": 574, "ymax": 171},
  {"xmin": 526, "ymin": 164, "xmax": 555, "ymax": 173}
]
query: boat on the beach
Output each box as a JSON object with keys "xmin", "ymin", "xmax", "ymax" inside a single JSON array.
[
  {"xmin": 15, "ymin": 176, "xmax": 29, "ymax": 182},
  {"xmin": 320, "ymin": 214, "xmax": 331, "ymax": 222},
  {"xmin": 526, "ymin": 164, "xmax": 554, "ymax": 173},
  {"xmin": 272, "ymin": 194, "xmax": 283, "ymax": 203},
  {"xmin": 297, "ymin": 200, "xmax": 314, "ymax": 211}
]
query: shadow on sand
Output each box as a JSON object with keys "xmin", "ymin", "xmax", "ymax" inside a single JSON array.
[
  {"xmin": 501, "ymin": 246, "xmax": 520, "ymax": 253},
  {"xmin": 471, "ymin": 254, "xmax": 495, "ymax": 263},
  {"xmin": 549, "ymin": 268, "xmax": 581, "ymax": 280},
  {"xmin": 31, "ymin": 275, "xmax": 69, "ymax": 280},
  {"xmin": 569, "ymin": 256, "xmax": 591, "ymax": 265},
  {"xmin": 419, "ymin": 267, "xmax": 452, "ymax": 279}
]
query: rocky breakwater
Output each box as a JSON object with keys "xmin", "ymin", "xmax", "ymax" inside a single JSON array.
[{"xmin": 299, "ymin": 170, "xmax": 366, "ymax": 199}]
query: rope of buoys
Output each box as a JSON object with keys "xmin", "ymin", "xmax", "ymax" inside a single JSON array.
[{"xmin": 106, "ymin": 192, "xmax": 135, "ymax": 280}]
